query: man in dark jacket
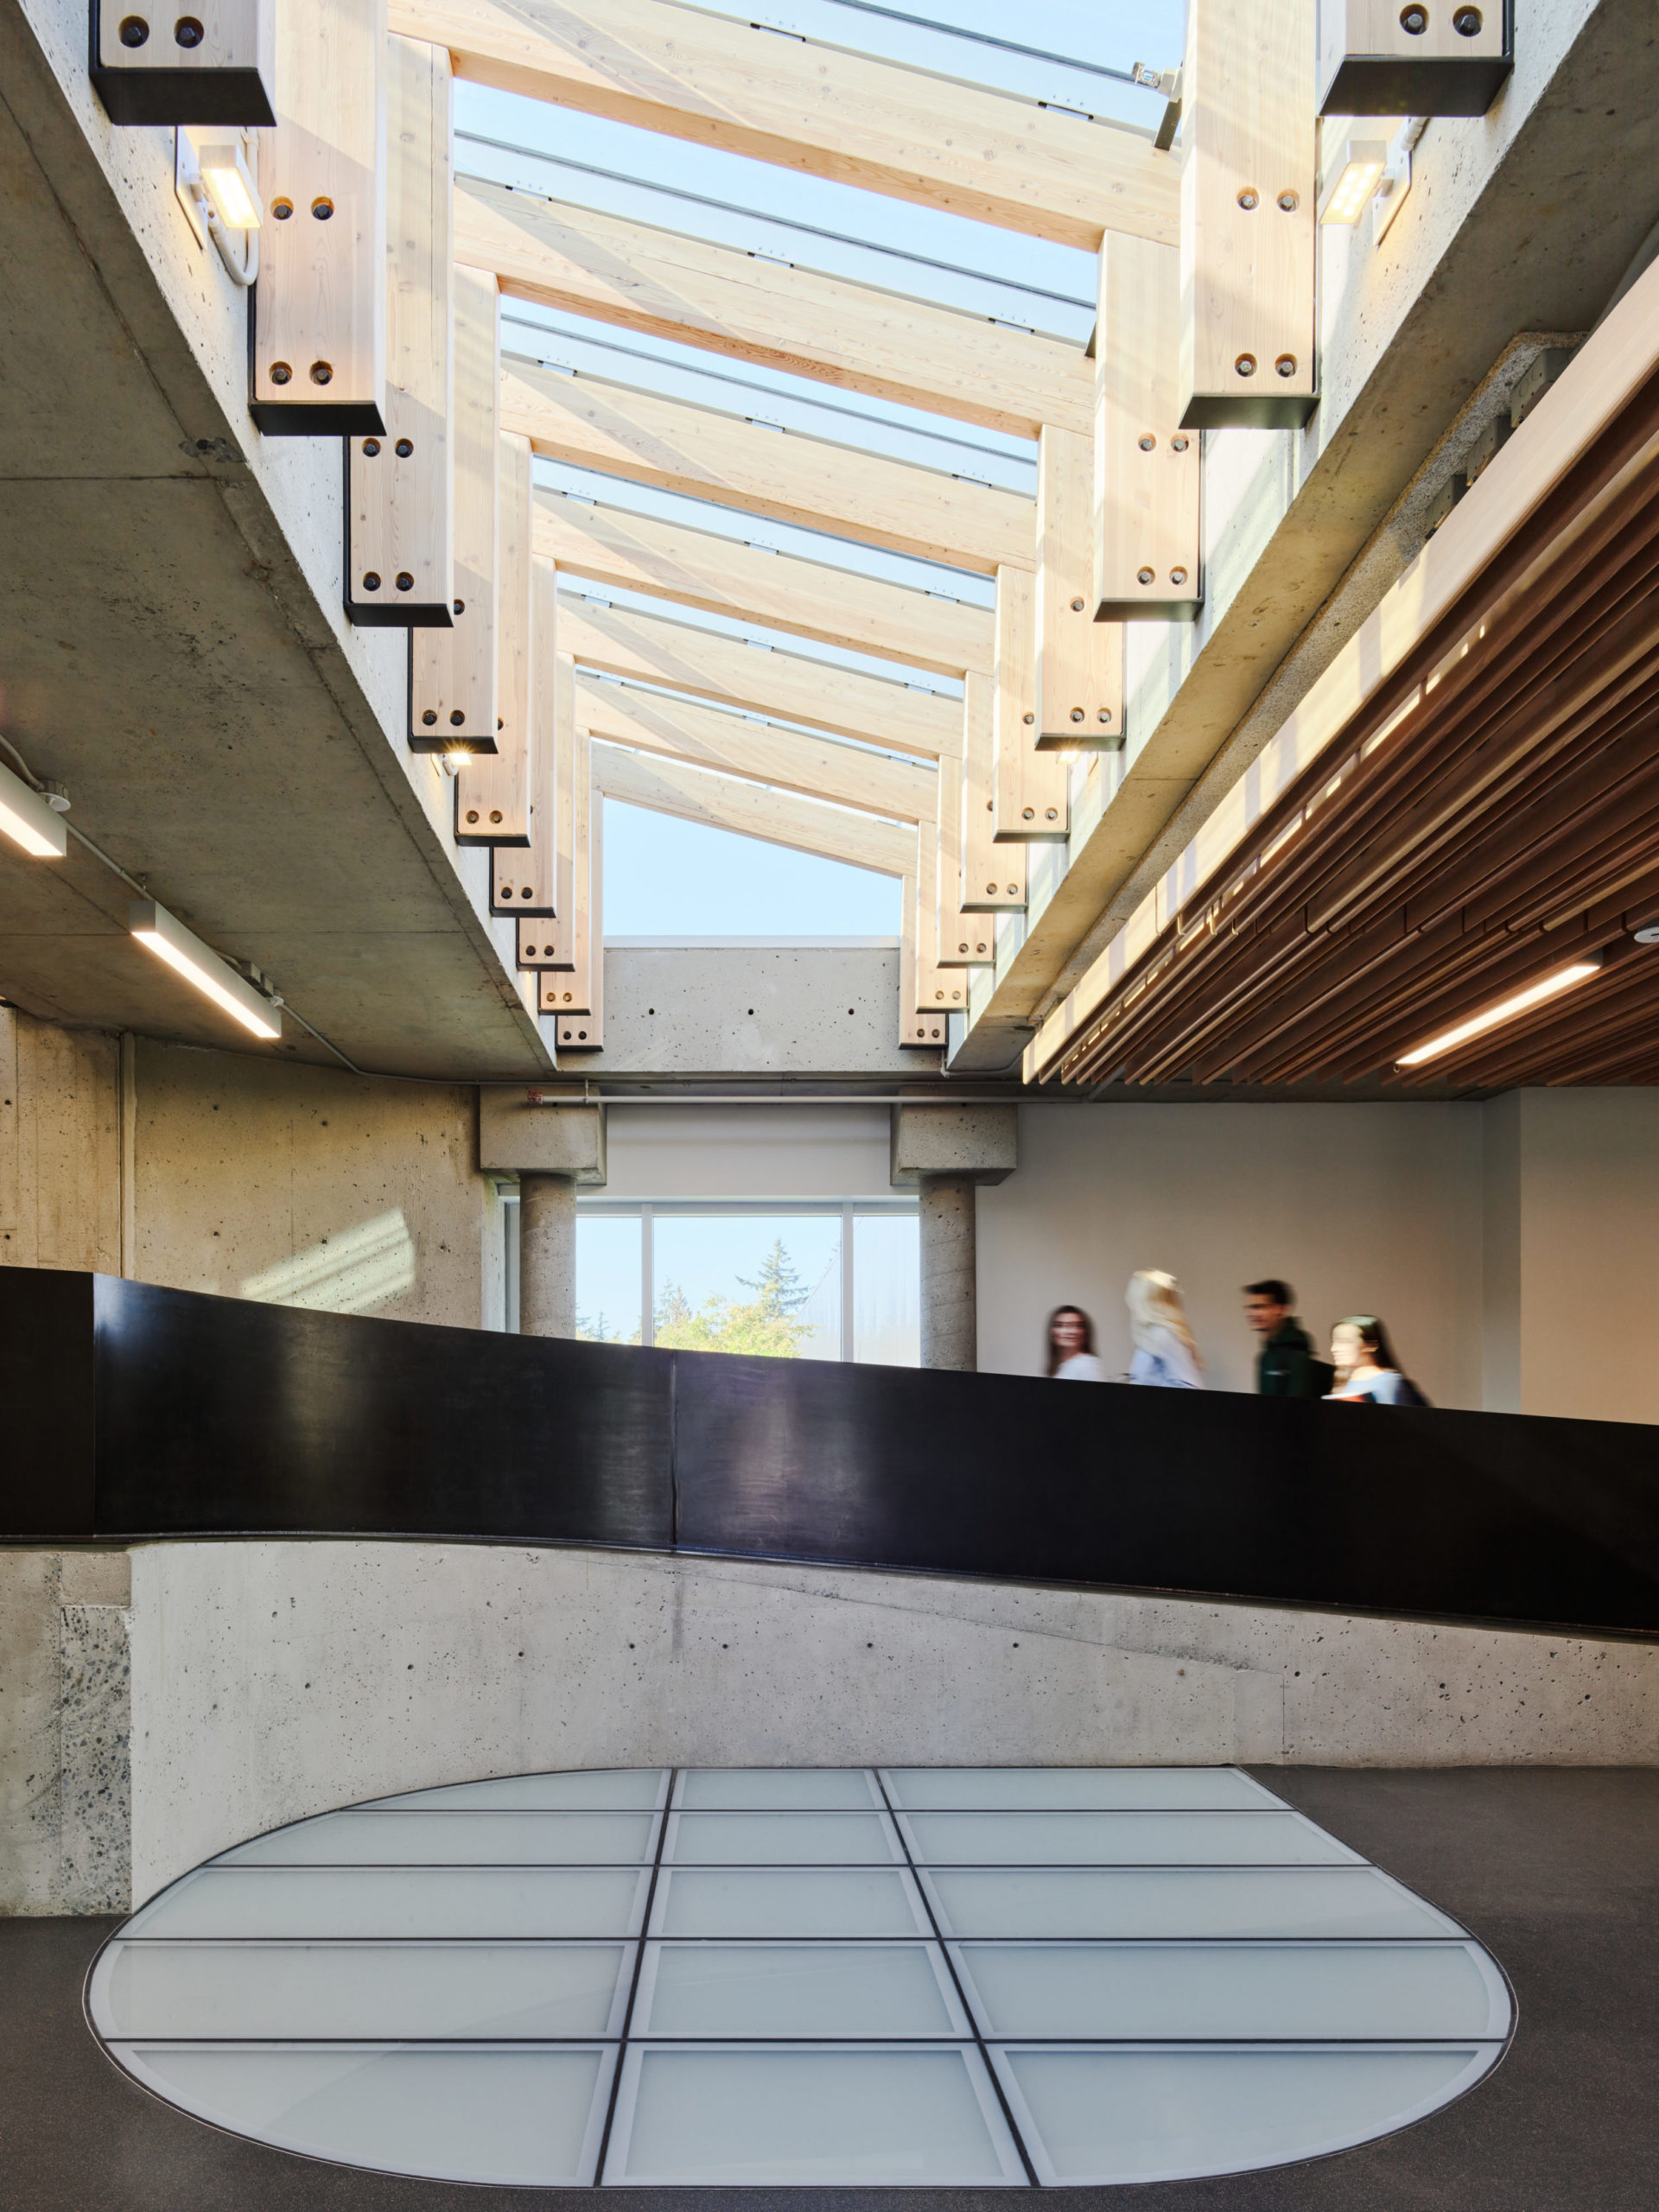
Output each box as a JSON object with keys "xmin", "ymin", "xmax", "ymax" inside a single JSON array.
[{"xmin": 1243, "ymin": 1279, "xmax": 1332, "ymax": 1398}]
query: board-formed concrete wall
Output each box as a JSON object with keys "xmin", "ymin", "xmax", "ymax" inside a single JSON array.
[{"xmin": 107, "ymin": 1541, "xmax": 1659, "ymax": 1908}]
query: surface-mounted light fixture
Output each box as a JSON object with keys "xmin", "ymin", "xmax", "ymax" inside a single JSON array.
[
  {"xmin": 0, "ymin": 759, "xmax": 68, "ymax": 859},
  {"xmin": 1319, "ymin": 135, "xmax": 1390, "ymax": 225},
  {"xmin": 1396, "ymin": 958, "xmax": 1603, "ymax": 1067},
  {"xmin": 196, "ymin": 140, "xmax": 260, "ymax": 230},
  {"xmin": 129, "ymin": 899, "xmax": 282, "ymax": 1039}
]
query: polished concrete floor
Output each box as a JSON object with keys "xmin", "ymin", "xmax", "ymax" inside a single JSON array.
[{"xmin": 8, "ymin": 1767, "xmax": 1658, "ymax": 2209}]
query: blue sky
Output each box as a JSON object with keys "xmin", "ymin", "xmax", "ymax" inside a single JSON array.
[{"xmin": 602, "ymin": 801, "xmax": 902, "ymax": 938}]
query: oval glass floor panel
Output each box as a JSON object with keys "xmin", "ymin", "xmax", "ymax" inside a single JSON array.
[{"xmin": 93, "ymin": 1766, "xmax": 1510, "ymax": 2187}]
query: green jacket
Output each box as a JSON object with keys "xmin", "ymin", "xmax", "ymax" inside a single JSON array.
[{"xmin": 1257, "ymin": 1317, "xmax": 1332, "ymax": 1400}]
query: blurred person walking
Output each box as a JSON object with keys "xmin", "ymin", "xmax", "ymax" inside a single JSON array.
[
  {"xmin": 1127, "ymin": 1271, "xmax": 1205, "ymax": 1389},
  {"xmin": 1046, "ymin": 1306, "xmax": 1108, "ymax": 1381},
  {"xmin": 1243, "ymin": 1279, "xmax": 1332, "ymax": 1398},
  {"xmin": 1326, "ymin": 1317, "xmax": 1430, "ymax": 1405}
]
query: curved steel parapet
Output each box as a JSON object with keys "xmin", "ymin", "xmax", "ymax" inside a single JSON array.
[{"xmin": 3, "ymin": 1268, "xmax": 1657, "ymax": 1637}]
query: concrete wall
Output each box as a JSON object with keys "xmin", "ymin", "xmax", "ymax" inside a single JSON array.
[
  {"xmin": 979, "ymin": 1103, "xmax": 1486, "ymax": 1406},
  {"xmin": 601, "ymin": 1103, "xmax": 894, "ymax": 1200},
  {"xmin": 106, "ymin": 1539, "xmax": 1659, "ymax": 1903},
  {"xmin": 0, "ymin": 1549, "xmax": 130, "ymax": 1913},
  {"xmin": 0, "ymin": 1007, "xmax": 500, "ymax": 1326}
]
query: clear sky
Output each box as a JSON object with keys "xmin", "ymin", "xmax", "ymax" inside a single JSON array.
[{"xmin": 602, "ymin": 799, "xmax": 903, "ymax": 937}]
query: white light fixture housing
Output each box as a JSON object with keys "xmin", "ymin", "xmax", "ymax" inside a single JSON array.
[
  {"xmin": 1396, "ymin": 957, "xmax": 1603, "ymax": 1068},
  {"xmin": 197, "ymin": 140, "xmax": 260, "ymax": 231},
  {"xmin": 129, "ymin": 899, "xmax": 283, "ymax": 1039},
  {"xmin": 1319, "ymin": 132, "xmax": 1391, "ymax": 225},
  {"xmin": 174, "ymin": 125, "xmax": 259, "ymax": 285},
  {"xmin": 0, "ymin": 758, "xmax": 69, "ymax": 859}
]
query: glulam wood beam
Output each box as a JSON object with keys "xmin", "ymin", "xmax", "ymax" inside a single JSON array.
[
  {"xmin": 456, "ymin": 179, "xmax": 1093, "ymax": 441},
  {"xmin": 1036, "ymin": 426, "xmax": 1122, "ymax": 747},
  {"xmin": 542, "ymin": 747, "xmax": 601, "ymax": 1047},
  {"xmin": 992, "ymin": 566, "xmax": 1068, "ymax": 841},
  {"xmin": 573, "ymin": 678, "xmax": 935, "ymax": 823},
  {"xmin": 960, "ymin": 673, "xmax": 1027, "ymax": 911},
  {"xmin": 393, "ymin": 0, "xmax": 1178, "ymax": 251},
  {"xmin": 410, "ymin": 263, "xmax": 499, "ymax": 747},
  {"xmin": 935, "ymin": 753, "xmax": 995, "ymax": 967},
  {"xmin": 498, "ymin": 555, "xmax": 561, "ymax": 918},
  {"xmin": 500, "ymin": 359, "xmax": 1034, "ymax": 575},
  {"xmin": 1096, "ymin": 234, "xmax": 1201, "ymax": 620},
  {"xmin": 347, "ymin": 35, "xmax": 454, "ymax": 625},
  {"xmin": 592, "ymin": 742, "xmax": 914, "ymax": 877},
  {"xmin": 1179, "ymin": 0, "xmax": 1317, "ymax": 431},
  {"xmin": 251, "ymin": 0, "xmax": 387, "ymax": 434},
  {"xmin": 536, "ymin": 493, "xmax": 995, "ymax": 678},
  {"xmin": 458, "ymin": 431, "xmax": 535, "ymax": 843},
  {"xmin": 556, "ymin": 594, "xmax": 962, "ymax": 760}
]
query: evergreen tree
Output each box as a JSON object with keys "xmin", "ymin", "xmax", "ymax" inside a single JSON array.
[{"xmin": 738, "ymin": 1237, "xmax": 809, "ymax": 1320}]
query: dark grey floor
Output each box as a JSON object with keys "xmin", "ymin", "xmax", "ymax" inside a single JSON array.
[{"xmin": 7, "ymin": 1767, "xmax": 1656, "ymax": 2211}]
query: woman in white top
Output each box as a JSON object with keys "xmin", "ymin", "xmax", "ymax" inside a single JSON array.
[
  {"xmin": 1325, "ymin": 1316, "xmax": 1428, "ymax": 1405},
  {"xmin": 1046, "ymin": 1306, "xmax": 1109, "ymax": 1381},
  {"xmin": 1126, "ymin": 1270, "xmax": 1205, "ymax": 1389}
]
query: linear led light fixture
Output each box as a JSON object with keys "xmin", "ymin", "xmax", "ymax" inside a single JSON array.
[
  {"xmin": 129, "ymin": 899, "xmax": 282, "ymax": 1039},
  {"xmin": 1396, "ymin": 958, "xmax": 1603, "ymax": 1068},
  {"xmin": 1319, "ymin": 134, "xmax": 1390, "ymax": 225},
  {"xmin": 0, "ymin": 758, "xmax": 69, "ymax": 858}
]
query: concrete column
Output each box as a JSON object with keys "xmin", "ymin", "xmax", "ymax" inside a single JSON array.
[
  {"xmin": 518, "ymin": 1173, "xmax": 576, "ymax": 1338},
  {"xmin": 919, "ymin": 1173, "xmax": 978, "ymax": 1370}
]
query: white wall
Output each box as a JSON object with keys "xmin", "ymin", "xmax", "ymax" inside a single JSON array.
[
  {"xmin": 978, "ymin": 1103, "xmax": 1486, "ymax": 1405},
  {"xmin": 601, "ymin": 1104, "xmax": 893, "ymax": 1199}
]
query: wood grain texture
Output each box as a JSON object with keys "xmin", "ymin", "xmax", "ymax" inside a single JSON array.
[
  {"xmin": 935, "ymin": 752, "xmax": 995, "ymax": 967},
  {"xmin": 252, "ymin": 0, "xmax": 386, "ymax": 428},
  {"xmin": 457, "ymin": 178, "xmax": 1093, "ymax": 439},
  {"xmin": 410, "ymin": 263, "xmax": 498, "ymax": 743},
  {"xmin": 1179, "ymin": 0, "xmax": 1317, "ymax": 429},
  {"xmin": 535, "ymin": 492, "xmax": 995, "ymax": 677},
  {"xmin": 573, "ymin": 677, "xmax": 936, "ymax": 823},
  {"xmin": 991, "ymin": 565, "xmax": 1068, "ymax": 841},
  {"xmin": 393, "ymin": 0, "xmax": 1178, "ymax": 250},
  {"xmin": 499, "ymin": 358, "xmax": 1034, "ymax": 574},
  {"xmin": 1036, "ymin": 425, "xmax": 1122, "ymax": 746},
  {"xmin": 499, "ymin": 556, "xmax": 560, "ymax": 918},
  {"xmin": 1096, "ymin": 233, "xmax": 1202, "ymax": 619},
  {"xmin": 960, "ymin": 673, "xmax": 1027, "ymax": 911},
  {"xmin": 556, "ymin": 594, "xmax": 961, "ymax": 760},
  {"xmin": 458, "ymin": 431, "xmax": 535, "ymax": 842},
  {"xmin": 543, "ymin": 754, "xmax": 601, "ymax": 1044},
  {"xmin": 347, "ymin": 35, "xmax": 453, "ymax": 623},
  {"xmin": 593, "ymin": 741, "xmax": 914, "ymax": 876}
]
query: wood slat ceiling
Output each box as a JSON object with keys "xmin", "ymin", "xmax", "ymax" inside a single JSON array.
[{"xmin": 1052, "ymin": 364, "xmax": 1659, "ymax": 1093}]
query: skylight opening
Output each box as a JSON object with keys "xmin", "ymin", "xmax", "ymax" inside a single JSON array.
[
  {"xmin": 537, "ymin": 459, "xmax": 998, "ymax": 605},
  {"xmin": 454, "ymin": 87, "xmax": 1098, "ymax": 341},
  {"xmin": 582, "ymin": 669, "xmax": 945, "ymax": 773},
  {"xmin": 602, "ymin": 800, "xmax": 904, "ymax": 937},
  {"xmin": 501, "ymin": 307, "xmax": 1037, "ymax": 494}
]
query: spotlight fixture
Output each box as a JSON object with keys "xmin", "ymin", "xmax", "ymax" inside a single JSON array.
[
  {"xmin": 0, "ymin": 759, "xmax": 69, "ymax": 859},
  {"xmin": 1319, "ymin": 134, "xmax": 1390, "ymax": 225},
  {"xmin": 1396, "ymin": 958, "xmax": 1602, "ymax": 1068},
  {"xmin": 196, "ymin": 140, "xmax": 260, "ymax": 231},
  {"xmin": 129, "ymin": 899, "xmax": 282, "ymax": 1039},
  {"xmin": 1633, "ymin": 920, "xmax": 1659, "ymax": 945}
]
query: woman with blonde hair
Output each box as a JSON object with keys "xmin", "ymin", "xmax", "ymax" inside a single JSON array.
[{"xmin": 1126, "ymin": 1270, "xmax": 1205, "ymax": 1389}]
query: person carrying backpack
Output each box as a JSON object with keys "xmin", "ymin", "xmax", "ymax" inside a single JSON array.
[{"xmin": 1325, "ymin": 1316, "xmax": 1430, "ymax": 1406}]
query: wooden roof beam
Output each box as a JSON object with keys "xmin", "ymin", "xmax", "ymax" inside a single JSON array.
[
  {"xmin": 574, "ymin": 675, "xmax": 936, "ymax": 822},
  {"xmin": 535, "ymin": 490, "xmax": 995, "ymax": 677},
  {"xmin": 394, "ymin": 0, "xmax": 1178, "ymax": 251},
  {"xmin": 457, "ymin": 180, "xmax": 1093, "ymax": 440},
  {"xmin": 556, "ymin": 594, "xmax": 962, "ymax": 760},
  {"xmin": 501, "ymin": 358, "xmax": 1035, "ymax": 575},
  {"xmin": 592, "ymin": 741, "xmax": 915, "ymax": 876}
]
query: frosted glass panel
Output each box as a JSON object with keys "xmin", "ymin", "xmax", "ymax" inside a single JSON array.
[
  {"xmin": 365, "ymin": 1770, "xmax": 668, "ymax": 1810},
  {"xmin": 901, "ymin": 1812, "xmax": 1357, "ymax": 1866},
  {"xmin": 126, "ymin": 1866, "xmax": 651, "ymax": 1939},
  {"xmin": 883, "ymin": 1769, "xmax": 1284, "ymax": 1811},
  {"xmin": 635, "ymin": 1943, "xmax": 964, "ymax": 2037},
  {"xmin": 665, "ymin": 1811, "xmax": 900, "ymax": 1864},
  {"xmin": 853, "ymin": 1214, "xmax": 919, "ymax": 1366},
  {"xmin": 923, "ymin": 1866, "xmax": 1462, "ymax": 1941},
  {"xmin": 114, "ymin": 2044, "xmax": 613, "ymax": 2186},
  {"xmin": 995, "ymin": 2044, "xmax": 1500, "ymax": 2185},
  {"xmin": 677, "ymin": 1770, "xmax": 880, "ymax": 1810},
  {"xmin": 94, "ymin": 1942, "xmax": 633, "ymax": 2040},
  {"xmin": 651, "ymin": 1867, "xmax": 930, "ymax": 1938},
  {"xmin": 216, "ymin": 1811, "xmax": 659, "ymax": 1866},
  {"xmin": 954, "ymin": 1942, "xmax": 1509, "ymax": 2041},
  {"xmin": 607, "ymin": 2045, "xmax": 1026, "ymax": 2184}
]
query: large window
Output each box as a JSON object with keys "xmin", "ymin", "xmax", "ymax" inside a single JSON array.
[{"xmin": 569, "ymin": 1200, "xmax": 919, "ymax": 1365}]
